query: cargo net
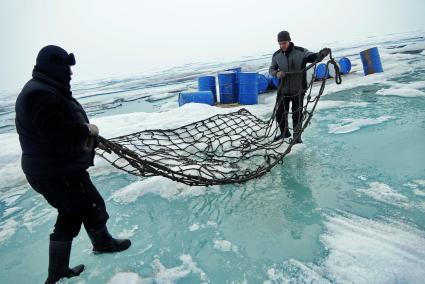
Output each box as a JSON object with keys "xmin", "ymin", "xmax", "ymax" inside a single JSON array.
[{"xmin": 96, "ymin": 56, "xmax": 341, "ymax": 186}]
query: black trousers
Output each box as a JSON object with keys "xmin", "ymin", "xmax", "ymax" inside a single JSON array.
[
  {"xmin": 26, "ymin": 170, "xmax": 109, "ymax": 241},
  {"xmin": 275, "ymin": 92, "xmax": 305, "ymax": 134}
]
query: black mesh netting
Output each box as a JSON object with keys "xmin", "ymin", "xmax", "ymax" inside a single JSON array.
[{"xmin": 96, "ymin": 57, "xmax": 341, "ymax": 186}]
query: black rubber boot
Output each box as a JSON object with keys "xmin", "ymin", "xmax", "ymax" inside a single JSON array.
[
  {"xmin": 293, "ymin": 133, "xmax": 303, "ymax": 144},
  {"xmin": 274, "ymin": 129, "xmax": 291, "ymax": 141},
  {"xmin": 45, "ymin": 240, "xmax": 84, "ymax": 284},
  {"xmin": 88, "ymin": 226, "xmax": 131, "ymax": 254}
]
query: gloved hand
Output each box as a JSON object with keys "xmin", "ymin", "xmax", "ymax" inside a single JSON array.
[
  {"xmin": 86, "ymin": 123, "xmax": 99, "ymax": 136},
  {"xmin": 276, "ymin": 71, "xmax": 286, "ymax": 79},
  {"xmin": 319, "ymin": 48, "xmax": 331, "ymax": 59}
]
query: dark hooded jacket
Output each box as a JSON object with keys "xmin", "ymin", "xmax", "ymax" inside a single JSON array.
[
  {"xmin": 269, "ymin": 42, "xmax": 319, "ymax": 95},
  {"xmin": 15, "ymin": 46, "xmax": 94, "ymax": 177}
]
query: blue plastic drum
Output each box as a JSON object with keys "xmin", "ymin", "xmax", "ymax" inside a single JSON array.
[
  {"xmin": 238, "ymin": 72, "xmax": 258, "ymax": 105},
  {"xmin": 218, "ymin": 72, "xmax": 238, "ymax": 104},
  {"xmin": 224, "ymin": 68, "xmax": 241, "ymax": 98},
  {"xmin": 262, "ymin": 73, "xmax": 275, "ymax": 90},
  {"xmin": 360, "ymin": 47, "xmax": 383, "ymax": 75},
  {"xmin": 338, "ymin": 57, "xmax": 352, "ymax": 74},
  {"xmin": 315, "ymin": 63, "xmax": 329, "ymax": 80},
  {"xmin": 257, "ymin": 74, "xmax": 269, "ymax": 93},
  {"xmin": 178, "ymin": 91, "xmax": 215, "ymax": 106},
  {"xmin": 198, "ymin": 76, "xmax": 217, "ymax": 102}
]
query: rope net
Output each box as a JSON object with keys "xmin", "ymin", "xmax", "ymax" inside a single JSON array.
[{"xmin": 96, "ymin": 55, "xmax": 341, "ymax": 186}]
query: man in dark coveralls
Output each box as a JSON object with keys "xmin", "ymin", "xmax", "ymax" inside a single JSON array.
[
  {"xmin": 269, "ymin": 30, "xmax": 330, "ymax": 143},
  {"xmin": 15, "ymin": 45, "xmax": 131, "ymax": 283}
]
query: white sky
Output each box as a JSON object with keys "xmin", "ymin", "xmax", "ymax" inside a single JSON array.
[{"xmin": 0, "ymin": 0, "xmax": 424, "ymax": 91}]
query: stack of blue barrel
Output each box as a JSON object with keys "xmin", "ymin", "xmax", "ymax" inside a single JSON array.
[
  {"xmin": 222, "ymin": 68, "xmax": 271, "ymax": 95},
  {"xmin": 218, "ymin": 68, "xmax": 260, "ymax": 105},
  {"xmin": 179, "ymin": 67, "xmax": 273, "ymax": 107},
  {"xmin": 219, "ymin": 67, "xmax": 275, "ymax": 105},
  {"xmin": 179, "ymin": 46, "xmax": 384, "ymax": 107},
  {"xmin": 180, "ymin": 49, "xmax": 359, "ymax": 107}
]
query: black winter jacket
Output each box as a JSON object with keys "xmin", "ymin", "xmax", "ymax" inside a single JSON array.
[{"xmin": 15, "ymin": 71, "xmax": 94, "ymax": 177}]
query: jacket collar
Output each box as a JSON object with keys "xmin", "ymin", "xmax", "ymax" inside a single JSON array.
[{"xmin": 32, "ymin": 69, "xmax": 72, "ymax": 97}]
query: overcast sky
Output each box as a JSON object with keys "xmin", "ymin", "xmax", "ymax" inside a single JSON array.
[{"xmin": 0, "ymin": 0, "xmax": 424, "ymax": 91}]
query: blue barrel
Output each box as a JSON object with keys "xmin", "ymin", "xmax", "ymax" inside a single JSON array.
[
  {"xmin": 178, "ymin": 91, "xmax": 215, "ymax": 106},
  {"xmin": 262, "ymin": 73, "xmax": 274, "ymax": 89},
  {"xmin": 257, "ymin": 74, "xmax": 269, "ymax": 93},
  {"xmin": 198, "ymin": 76, "xmax": 217, "ymax": 102},
  {"xmin": 225, "ymin": 68, "xmax": 241, "ymax": 98},
  {"xmin": 315, "ymin": 63, "xmax": 329, "ymax": 80},
  {"xmin": 218, "ymin": 72, "xmax": 238, "ymax": 104},
  {"xmin": 360, "ymin": 47, "xmax": 383, "ymax": 75},
  {"xmin": 338, "ymin": 57, "xmax": 352, "ymax": 74},
  {"xmin": 238, "ymin": 72, "xmax": 258, "ymax": 105}
]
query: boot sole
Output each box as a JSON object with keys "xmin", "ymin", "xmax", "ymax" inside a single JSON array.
[{"xmin": 93, "ymin": 243, "xmax": 131, "ymax": 254}]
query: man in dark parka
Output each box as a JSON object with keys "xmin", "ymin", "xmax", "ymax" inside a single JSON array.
[
  {"xmin": 269, "ymin": 31, "xmax": 330, "ymax": 143},
  {"xmin": 15, "ymin": 45, "xmax": 131, "ymax": 283}
]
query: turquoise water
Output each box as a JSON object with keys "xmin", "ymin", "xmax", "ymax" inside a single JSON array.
[{"xmin": 1, "ymin": 31, "xmax": 425, "ymax": 283}]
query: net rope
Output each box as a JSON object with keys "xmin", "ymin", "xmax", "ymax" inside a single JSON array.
[{"xmin": 96, "ymin": 53, "xmax": 342, "ymax": 186}]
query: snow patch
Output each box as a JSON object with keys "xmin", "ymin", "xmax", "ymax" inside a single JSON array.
[
  {"xmin": 377, "ymin": 80, "xmax": 425, "ymax": 97},
  {"xmin": 110, "ymin": 176, "xmax": 219, "ymax": 203},
  {"xmin": 328, "ymin": 116, "xmax": 394, "ymax": 134},
  {"xmin": 404, "ymin": 182, "xmax": 419, "ymax": 189},
  {"xmin": 377, "ymin": 87, "xmax": 425, "ymax": 97},
  {"xmin": 264, "ymin": 213, "xmax": 425, "ymax": 283},
  {"xmin": 321, "ymin": 214, "xmax": 425, "ymax": 283},
  {"xmin": 314, "ymin": 101, "xmax": 368, "ymax": 111},
  {"xmin": 357, "ymin": 175, "xmax": 368, "ymax": 181},
  {"xmin": 152, "ymin": 255, "xmax": 208, "ymax": 283},
  {"xmin": 2, "ymin": 207, "xmax": 21, "ymax": 218},
  {"xmin": 118, "ymin": 225, "xmax": 139, "ymax": 238},
  {"xmin": 358, "ymin": 182, "xmax": 410, "ymax": 208},
  {"xmin": 188, "ymin": 221, "xmax": 217, "ymax": 232},
  {"xmin": 107, "ymin": 254, "xmax": 208, "ymax": 284},
  {"xmin": 188, "ymin": 223, "xmax": 200, "ymax": 231},
  {"xmin": 0, "ymin": 186, "xmax": 29, "ymax": 207},
  {"xmin": 414, "ymin": 179, "xmax": 425, "ymax": 187},
  {"xmin": 264, "ymin": 259, "xmax": 329, "ymax": 284},
  {"xmin": 22, "ymin": 204, "xmax": 55, "ymax": 232},
  {"xmin": 213, "ymin": 239, "xmax": 238, "ymax": 253},
  {"xmin": 413, "ymin": 189, "xmax": 425, "ymax": 197},
  {"xmin": 0, "ymin": 218, "xmax": 18, "ymax": 243},
  {"xmin": 107, "ymin": 272, "xmax": 144, "ymax": 284}
]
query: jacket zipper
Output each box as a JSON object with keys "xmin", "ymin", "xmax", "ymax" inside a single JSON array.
[{"xmin": 287, "ymin": 54, "xmax": 291, "ymax": 94}]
